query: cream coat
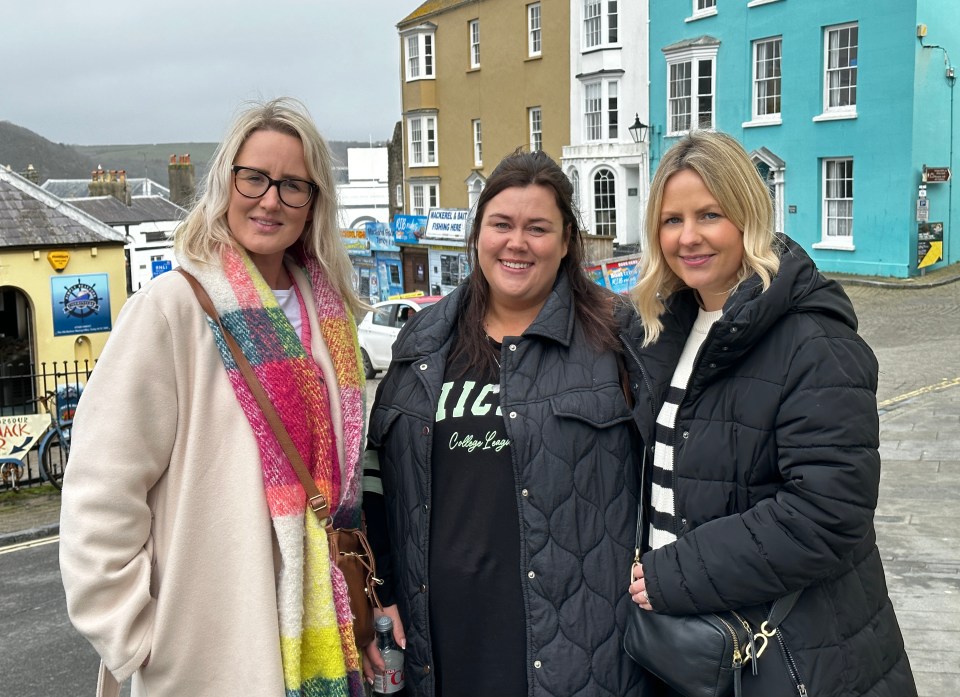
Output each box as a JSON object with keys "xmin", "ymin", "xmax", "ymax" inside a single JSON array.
[{"xmin": 60, "ymin": 267, "xmax": 344, "ymax": 696}]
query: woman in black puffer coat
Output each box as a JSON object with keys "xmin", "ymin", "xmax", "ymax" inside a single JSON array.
[{"xmin": 623, "ymin": 131, "xmax": 916, "ymax": 697}]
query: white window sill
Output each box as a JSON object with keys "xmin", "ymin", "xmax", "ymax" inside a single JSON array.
[
  {"xmin": 812, "ymin": 111, "xmax": 857, "ymax": 123},
  {"xmin": 405, "ymin": 76, "xmax": 436, "ymax": 83},
  {"xmin": 685, "ymin": 8, "xmax": 717, "ymax": 22},
  {"xmin": 747, "ymin": 0, "xmax": 782, "ymax": 7},
  {"xmin": 812, "ymin": 240, "xmax": 855, "ymax": 251},
  {"xmin": 582, "ymin": 44, "xmax": 623, "ymax": 55},
  {"xmin": 409, "ymin": 163, "xmax": 439, "ymax": 169},
  {"xmin": 742, "ymin": 117, "xmax": 782, "ymax": 128}
]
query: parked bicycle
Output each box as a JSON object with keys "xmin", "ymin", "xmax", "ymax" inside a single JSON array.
[{"xmin": 0, "ymin": 384, "xmax": 82, "ymax": 491}]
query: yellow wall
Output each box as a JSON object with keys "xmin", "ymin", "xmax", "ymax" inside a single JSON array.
[
  {"xmin": 401, "ymin": 0, "xmax": 570, "ymax": 210},
  {"xmin": 0, "ymin": 244, "xmax": 128, "ymax": 370}
]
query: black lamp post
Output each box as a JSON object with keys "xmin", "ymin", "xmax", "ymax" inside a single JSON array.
[{"xmin": 628, "ymin": 114, "xmax": 648, "ymax": 144}]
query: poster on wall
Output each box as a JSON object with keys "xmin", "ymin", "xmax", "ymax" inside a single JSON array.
[
  {"xmin": 393, "ymin": 215, "xmax": 428, "ymax": 244},
  {"xmin": 51, "ymin": 274, "xmax": 113, "ymax": 336}
]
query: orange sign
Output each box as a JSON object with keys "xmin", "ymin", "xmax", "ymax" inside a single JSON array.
[{"xmin": 47, "ymin": 250, "xmax": 70, "ymax": 271}]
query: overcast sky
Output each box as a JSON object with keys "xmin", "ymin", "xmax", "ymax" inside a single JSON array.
[{"xmin": 1, "ymin": 1, "xmax": 407, "ymax": 145}]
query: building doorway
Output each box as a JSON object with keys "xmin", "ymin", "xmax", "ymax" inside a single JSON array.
[
  {"xmin": 0, "ymin": 287, "xmax": 36, "ymax": 414},
  {"xmin": 402, "ymin": 248, "xmax": 430, "ymax": 295},
  {"xmin": 750, "ymin": 147, "xmax": 785, "ymax": 235}
]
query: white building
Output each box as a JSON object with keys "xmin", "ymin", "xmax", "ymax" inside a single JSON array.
[
  {"xmin": 561, "ymin": 0, "xmax": 651, "ymax": 250},
  {"xmin": 66, "ymin": 195, "xmax": 185, "ymax": 293},
  {"xmin": 337, "ymin": 147, "xmax": 390, "ymax": 229}
]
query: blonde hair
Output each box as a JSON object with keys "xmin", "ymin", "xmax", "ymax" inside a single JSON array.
[
  {"xmin": 632, "ymin": 130, "xmax": 780, "ymax": 345},
  {"xmin": 174, "ymin": 97, "xmax": 362, "ymax": 315}
]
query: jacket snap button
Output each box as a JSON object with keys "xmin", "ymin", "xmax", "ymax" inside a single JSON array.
[
  {"xmin": 730, "ymin": 327, "xmax": 738, "ymax": 333},
  {"xmin": 528, "ymin": 570, "xmax": 535, "ymax": 579},
  {"xmin": 682, "ymin": 431, "xmax": 689, "ymax": 439},
  {"xmin": 419, "ymin": 363, "xmax": 428, "ymax": 371},
  {"xmin": 521, "ymin": 488, "xmax": 529, "ymax": 497},
  {"xmin": 509, "ymin": 344, "xmax": 517, "ymax": 351},
  {"xmin": 423, "ymin": 665, "xmax": 431, "ymax": 674},
  {"xmin": 534, "ymin": 660, "xmax": 542, "ymax": 669},
  {"xmin": 709, "ymin": 362, "xmax": 716, "ymax": 368},
  {"xmin": 422, "ymin": 426, "xmax": 430, "ymax": 435},
  {"xmin": 423, "ymin": 503, "xmax": 429, "ymax": 512},
  {"xmin": 509, "ymin": 411, "xmax": 517, "ymax": 419},
  {"xmin": 681, "ymin": 518, "xmax": 688, "ymax": 526},
  {"xmin": 420, "ymin": 584, "xmax": 427, "ymax": 592}
]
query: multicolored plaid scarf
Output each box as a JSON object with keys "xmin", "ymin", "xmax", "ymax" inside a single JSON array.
[{"xmin": 178, "ymin": 245, "xmax": 366, "ymax": 697}]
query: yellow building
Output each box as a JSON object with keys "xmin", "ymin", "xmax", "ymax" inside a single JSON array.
[
  {"xmin": 0, "ymin": 167, "xmax": 127, "ymax": 409},
  {"xmin": 398, "ymin": 0, "xmax": 570, "ymax": 214}
]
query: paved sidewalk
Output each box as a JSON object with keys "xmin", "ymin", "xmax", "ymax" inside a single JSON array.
[
  {"xmin": 2, "ymin": 384, "xmax": 958, "ymax": 695},
  {"xmin": 0, "ymin": 485, "xmax": 60, "ymax": 545}
]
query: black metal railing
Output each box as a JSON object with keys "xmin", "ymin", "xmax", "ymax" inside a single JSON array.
[{"xmin": 0, "ymin": 361, "xmax": 94, "ymax": 490}]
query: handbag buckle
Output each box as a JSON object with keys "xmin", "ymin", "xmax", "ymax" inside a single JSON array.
[
  {"xmin": 743, "ymin": 633, "xmax": 769, "ymax": 662},
  {"xmin": 308, "ymin": 493, "xmax": 331, "ymax": 524}
]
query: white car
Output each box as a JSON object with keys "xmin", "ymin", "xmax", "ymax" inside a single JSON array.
[{"xmin": 357, "ymin": 296, "xmax": 443, "ymax": 378}]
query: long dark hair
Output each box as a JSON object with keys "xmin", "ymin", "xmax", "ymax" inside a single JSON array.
[{"xmin": 451, "ymin": 149, "xmax": 620, "ymax": 376}]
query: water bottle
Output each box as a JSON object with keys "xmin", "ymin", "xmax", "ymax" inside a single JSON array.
[{"xmin": 372, "ymin": 615, "xmax": 405, "ymax": 694}]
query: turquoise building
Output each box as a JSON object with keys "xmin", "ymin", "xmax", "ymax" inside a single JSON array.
[{"xmin": 647, "ymin": 0, "xmax": 959, "ymax": 277}]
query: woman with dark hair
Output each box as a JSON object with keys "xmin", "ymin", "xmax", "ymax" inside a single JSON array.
[
  {"xmin": 362, "ymin": 149, "xmax": 650, "ymax": 696},
  {"xmin": 624, "ymin": 130, "xmax": 916, "ymax": 696}
]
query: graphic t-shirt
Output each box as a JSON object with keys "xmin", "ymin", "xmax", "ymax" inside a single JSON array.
[{"xmin": 428, "ymin": 343, "xmax": 527, "ymax": 697}]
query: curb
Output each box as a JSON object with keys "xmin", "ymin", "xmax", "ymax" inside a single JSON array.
[
  {"xmin": 0, "ymin": 522, "xmax": 59, "ymax": 548},
  {"xmin": 832, "ymin": 274, "xmax": 960, "ymax": 289}
]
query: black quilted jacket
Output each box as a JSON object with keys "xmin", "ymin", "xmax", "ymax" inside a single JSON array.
[
  {"xmin": 367, "ymin": 275, "xmax": 651, "ymax": 697},
  {"xmin": 620, "ymin": 237, "xmax": 916, "ymax": 697}
]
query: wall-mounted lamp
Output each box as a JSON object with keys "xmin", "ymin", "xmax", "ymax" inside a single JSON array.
[{"xmin": 628, "ymin": 114, "xmax": 648, "ymax": 144}]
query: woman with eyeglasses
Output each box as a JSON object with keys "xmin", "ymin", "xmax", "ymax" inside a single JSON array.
[{"xmin": 60, "ymin": 98, "xmax": 370, "ymax": 697}]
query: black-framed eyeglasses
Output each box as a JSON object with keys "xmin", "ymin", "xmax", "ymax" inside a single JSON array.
[{"xmin": 231, "ymin": 166, "xmax": 317, "ymax": 208}]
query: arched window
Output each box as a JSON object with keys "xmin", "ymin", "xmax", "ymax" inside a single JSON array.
[
  {"xmin": 569, "ymin": 169, "xmax": 581, "ymax": 209},
  {"xmin": 593, "ymin": 168, "xmax": 616, "ymax": 236},
  {"xmin": 468, "ymin": 179, "xmax": 483, "ymax": 210}
]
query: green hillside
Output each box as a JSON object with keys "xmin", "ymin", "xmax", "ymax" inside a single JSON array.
[
  {"xmin": 0, "ymin": 120, "xmax": 387, "ymax": 189},
  {"xmin": 0, "ymin": 121, "xmax": 97, "ymax": 179}
]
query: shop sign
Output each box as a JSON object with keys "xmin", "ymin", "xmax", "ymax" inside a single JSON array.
[
  {"xmin": 50, "ymin": 273, "xmax": 113, "ymax": 336},
  {"xmin": 393, "ymin": 215, "xmax": 428, "ymax": 244},
  {"xmin": 425, "ymin": 209, "xmax": 469, "ymax": 241}
]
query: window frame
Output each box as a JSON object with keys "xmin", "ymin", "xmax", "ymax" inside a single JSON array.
[
  {"xmin": 410, "ymin": 182, "xmax": 439, "ymax": 217},
  {"xmin": 407, "ymin": 114, "xmax": 438, "ymax": 167},
  {"xmin": 818, "ymin": 157, "xmax": 855, "ymax": 249},
  {"xmin": 529, "ymin": 107, "xmax": 543, "ymax": 152},
  {"xmin": 469, "ymin": 19, "xmax": 481, "ymax": 69},
  {"xmin": 404, "ymin": 30, "xmax": 436, "ymax": 82},
  {"xmin": 582, "ymin": 78, "xmax": 620, "ymax": 142},
  {"xmin": 583, "ymin": 0, "xmax": 618, "ymax": 49},
  {"xmin": 584, "ymin": 82, "xmax": 602, "ymax": 141},
  {"xmin": 689, "ymin": 0, "xmax": 717, "ymax": 20},
  {"xmin": 472, "ymin": 119, "xmax": 483, "ymax": 167},
  {"xmin": 664, "ymin": 43, "xmax": 718, "ymax": 135},
  {"xmin": 820, "ymin": 22, "xmax": 858, "ymax": 118},
  {"xmin": 528, "ymin": 3, "xmax": 542, "ymax": 57},
  {"xmin": 751, "ymin": 36, "xmax": 782, "ymax": 124},
  {"xmin": 593, "ymin": 168, "xmax": 617, "ymax": 237}
]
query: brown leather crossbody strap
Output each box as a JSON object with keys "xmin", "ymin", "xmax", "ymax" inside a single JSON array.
[{"xmin": 177, "ymin": 268, "xmax": 331, "ymax": 522}]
